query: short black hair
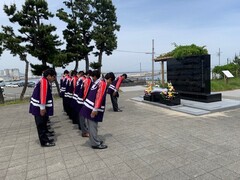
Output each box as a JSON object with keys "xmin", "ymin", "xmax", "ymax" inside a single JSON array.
[
  {"xmin": 92, "ymin": 70, "xmax": 100, "ymax": 79},
  {"xmin": 78, "ymin": 70, "xmax": 84, "ymax": 74},
  {"xmin": 43, "ymin": 68, "xmax": 57, "ymax": 78},
  {"xmin": 86, "ymin": 70, "xmax": 93, "ymax": 76},
  {"xmin": 122, "ymin": 73, "xmax": 127, "ymax": 79},
  {"xmin": 105, "ymin": 72, "xmax": 115, "ymax": 81},
  {"xmin": 71, "ymin": 70, "xmax": 77, "ymax": 76},
  {"xmin": 63, "ymin": 70, "xmax": 69, "ymax": 74}
]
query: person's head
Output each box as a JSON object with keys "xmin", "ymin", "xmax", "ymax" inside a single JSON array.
[
  {"xmin": 78, "ymin": 71, "xmax": 84, "ymax": 78},
  {"xmin": 43, "ymin": 68, "xmax": 57, "ymax": 82},
  {"xmin": 71, "ymin": 70, "xmax": 77, "ymax": 77},
  {"xmin": 92, "ymin": 70, "xmax": 101, "ymax": 81},
  {"xmin": 86, "ymin": 70, "xmax": 93, "ymax": 77},
  {"xmin": 63, "ymin": 70, "xmax": 69, "ymax": 75},
  {"xmin": 105, "ymin": 72, "xmax": 115, "ymax": 85},
  {"xmin": 122, "ymin": 73, "xmax": 127, "ymax": 80}
]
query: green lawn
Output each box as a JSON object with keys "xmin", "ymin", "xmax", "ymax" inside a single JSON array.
[{"xmin": 211, "ymin": 77, "xmax": 240, "ymax": 92}]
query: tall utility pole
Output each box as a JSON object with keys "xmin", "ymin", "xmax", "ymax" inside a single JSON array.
[
  {"xmin": 151, "ymin": 39, "xmax": 155, "ymax": 85},
  {"xmin": 217, "ymin": 48, "xmax": 222, "ymax": 65},
  {"xmin": 140, "ymin": 62, "xmax": 142, "ymax": 76}
]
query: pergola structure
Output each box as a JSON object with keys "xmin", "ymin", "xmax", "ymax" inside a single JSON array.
[{"xmin": 154, "ymin": 57, "xmax": 172, "ymax": 87}]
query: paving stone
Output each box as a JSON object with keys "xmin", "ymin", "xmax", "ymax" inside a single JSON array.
[
  {"xmin": 5, "ymin": 172, "xmax": 27, "ymax": 180},
  {"xmin": 162, "ymin": 169, "xmax": 191, "ymax": 180},
  {"xmin": 124, "ymin": 157, "xmax": 148, "ymax": 170},
  {"xmin": 46, "ymin": 162, "xmax": 66, "ymax": 174},
  {"xmin": 67, "ymin": 164, "xmax": 89, "ymax": 178},
  {"xmin": 150, "ymin": 160, "xmax": 176, "ymax": 174},
  {"xmin": 133, "ymin": 165, "xmax": 160, "ymax": 179},
  {"xmin": 47, "ymin": 169, "xmax": 70, "ymax": 180},
  {"xmin": 7, "ymin": 164, "xmax": 27, "ymax": 175},
  {"xmin": 82, "ymin": 153, "xmax": 101, "ymax": 163},
  {"xmin": 194, "ymin": 173, "xmax": 220, "ymax": 180},
  {"xmin": 90, "ymin": 168, "xmax": 115, "ymax": 180},
  {"xmin": 26, "ymin": 167, "xmax": 47, "ymax": 179},
  {"xmin": 2, "ymin": 89, "xmax": 240, "ymax": 180},
  {"xmin": 85, "ymin": 160, "xmax": 107, "ymax": 172},
  {"xmin": 27, "ymin": 159, "xmax": 46, "ymax": 171},
  {"xmin": 71, "ymin": 173, "xmax": 93, "ymax": 180},
  {"xmin": 179, "ymin": 163, "xmax": 206, "ymax": 178},
  {"xmin": 210, "ymin": 167, "xmax": 240, "ymax": 180},
  {"xmin": 64, "ymin": 157, "xmax": 84, "ymax": 169},
  {"xmin": 9, "ymin": 157, "xmax": 28, "ymax": 168},
  {"xmin": 0, "ymin": 161, "xmax": 10, "ymax": 170},
  {"xmin": 108, "ymin": 162, "xmax": 132, "ymax": 176},
  {"xmin": 102, "ymin": 155, "xmax": 123, "ymax": 167},
  {"xmin": 114, "ymin": 170, "xmax": 142, "ymax": 180}
]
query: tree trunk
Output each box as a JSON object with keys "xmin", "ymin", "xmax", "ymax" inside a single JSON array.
[
  {"xmin": 98, "ymin": 50, "xmax": 103, "ymax": 73},
  {"xmin": 74, "ymin": 60, "xmax": 79, "ymax": 71},
  {"xmin": 55, "ymin": 79, "xmax": 60, "ymax": 97},
  {"xmin": 53, "ymin": 67, "xmax": 60, "ymax": 96},
  {"xmin": 85, "ymin": 55, "xmax": 89, "ymax": 72},
  {"xmin": 0, "ymin": 88, "xmax": 4, "ymax": 104},
  {"xmin": 20, "ymin": 60, "xmax": 29, "ymax": 100}
]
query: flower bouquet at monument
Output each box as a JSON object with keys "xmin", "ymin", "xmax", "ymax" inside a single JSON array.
[
  {"xmin": 144, "ymin": 83, "xmax": 153, "ymax": 95},
  {"xmin": 143, "ymin": 83, "xmax": 153, "ymax": 101},
  {"xmin": 161, "ymin": 82, "xmax": 178, "ymax": 100}
]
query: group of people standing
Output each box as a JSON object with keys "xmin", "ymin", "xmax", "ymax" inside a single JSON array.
[{"xmin": 29, "ymin": 68, "xmax": 127, "ymax": 149}]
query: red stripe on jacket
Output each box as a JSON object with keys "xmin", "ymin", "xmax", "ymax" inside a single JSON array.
[
  {"xmin": 83, "ymin": 77, "xmax": 92, "ymax": 100},
  {"xmin": 94, "ymin": 80, "xmax": 107, "ymax": 109},
  {"xmin": 115, "ymin": 76, "xmax": 124, "ymax": 90},
  {"xmin": 40, "ymin": 78, "xmax": 48, "ymax": 105},
  {"xmin": 72, "ymin": 76, "xmax": 78, "ymax": 93}
]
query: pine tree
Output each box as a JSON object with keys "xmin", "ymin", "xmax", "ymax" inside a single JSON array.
[
  {"xmin": 92, "ymin": 0, "xmax": 120, "ymax": 73},
  {"xmin": 3, "ymin": 0, "xmax": 63, "ymax": 75},
  {"xmin": 57, "ymin": 0, "xmax": 94, "ymax": 71},
  {"xmin": 1, "ymin": 0, "xmax": 64, "ymax": 98}
]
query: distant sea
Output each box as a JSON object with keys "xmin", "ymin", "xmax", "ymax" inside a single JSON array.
[{"xmin": 4, "ymin": 70, "xmax": 167, "ymax": 85}]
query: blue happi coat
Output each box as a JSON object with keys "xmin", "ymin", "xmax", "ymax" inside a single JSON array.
[
  {"xmin": 80, "ymin": 78, "xmax": 107, "ymax": 122},
  {"xmin": 29, "ymin": 77, "xmax": 54, "ymax": 116},
  {"xmin": 71, "ymin": 77, "xmax": 85, "ymax": 112}
]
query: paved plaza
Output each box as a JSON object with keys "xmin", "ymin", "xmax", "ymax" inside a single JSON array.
[{"xmin": 1, "ymin": 88, "xmax": 240, "ymax": 179}]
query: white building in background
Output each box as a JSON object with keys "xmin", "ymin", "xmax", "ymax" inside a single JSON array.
[
  {"xmin": 0, "ymin": 68, "xmax": 20, "ymax": 80},
  {"xmin": 0, "ymin": 70, "xmax": 3, "ymax": 76},
  {"xmin": 3, "ymin": 69, "xmax": 10, "ymax": 76},
  {"xmin": 11, "ymin": 69, "xmax": 20, "ymax": 80}
]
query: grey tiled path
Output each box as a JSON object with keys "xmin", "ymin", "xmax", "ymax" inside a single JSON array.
[{"xmin": 1, "ymin": 88, "xmax": 240, "ymax": 179}]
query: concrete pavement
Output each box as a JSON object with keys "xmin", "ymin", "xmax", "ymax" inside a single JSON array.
[{"xmin": 1, "ymin": 88, "xmax": 240, "ymax": 179}]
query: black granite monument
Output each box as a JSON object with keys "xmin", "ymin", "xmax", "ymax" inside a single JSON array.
[{"xmin": 167, "ymin": 55, "xmax": 221, "ymax": 102}]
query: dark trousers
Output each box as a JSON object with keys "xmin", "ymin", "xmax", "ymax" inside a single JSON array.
[
  {"xmin": 110, "ymin": 93, "xmax": 119, "ymax": 111},
  {"xmin": 71, "ymin": 109, "xmax": 79, "ymax": 124},
  {"xmin": 34, "ymin": 115, "xmax": 50, "ymax": 145},
  {"xmin": 62, "ymin": 97, "xmax": 66, "ymax": 112},
  {"xmin": 63, "ymin": 97, "xmax": 68, "ymax": 114}
]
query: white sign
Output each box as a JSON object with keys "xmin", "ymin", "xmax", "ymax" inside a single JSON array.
[{"xmin": 222, "ymin": 70, "xmax": 234, "ymax": 78}]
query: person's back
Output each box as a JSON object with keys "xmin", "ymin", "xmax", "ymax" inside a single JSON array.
[
  {"xmin": 80, "ymin": 71, "xmax": 115, "ymax": 149},
  {"xmin": 108, "ymin": 73, "xmax": 127, "ymax": 112},
  {"xmin": 29, "ymin": 68, "xmax": 56, "ymax": 147}
]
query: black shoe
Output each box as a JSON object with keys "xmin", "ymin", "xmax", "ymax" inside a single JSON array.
[
  {"xmin": 47, "ymin": 133, "xmax": 54, "ymax": 137},
  {"xmin": 48, "ymin": 139, "xmax": 54, "ymax": 143},
  {"xmin": 41, "ymin": 142, "xmax": 55, "ymax": 147},
  {"xmin": 47, "ymin": 129, "xmax": 55, "ymax": 133},
  {"xmin": 92, "ymin": 144, "xmax": 108, "ymax": 149}
]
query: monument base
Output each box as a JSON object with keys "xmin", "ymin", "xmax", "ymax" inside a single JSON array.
[
  {"xmin": 179, "ymin": 91, "xmax": 222, "ymax": 103},
  {"xmin": 144, "ymin": 93, "xmax": 181, "ymax": 106}
]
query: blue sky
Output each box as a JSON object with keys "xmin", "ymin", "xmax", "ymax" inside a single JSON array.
[{"xmin": 1, "ymin": 0, "xmax": 240, "ymax": 73}]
